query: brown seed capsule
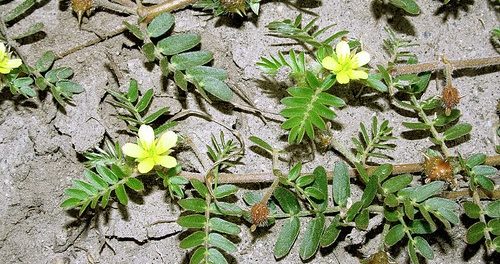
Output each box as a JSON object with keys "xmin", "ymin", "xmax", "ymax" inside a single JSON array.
[
  {"xmin": 442, "ymin": 84, "xmax": 460, "ymax": 116},
  {"xmin": 71, "ymin": 0, "xmax": 93, "ymax": 26},
  {"xmin": 220, "ymin": 0, "xmax": 246, "ymax": 15},
  {"xmin": 250, "ymin": 202, "xmax": 269, "ymax": 231},
  {"xmin": 361, "ymin": 251, "xmax": 395, "ymax": 264},
  {"xmin": 423, "ymin": 156, "xmax": 454, "ymax": 184}
]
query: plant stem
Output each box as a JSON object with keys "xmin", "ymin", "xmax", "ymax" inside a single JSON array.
[
  {"xmin": 329, "ymin": 136, "xmax": 358, "ymax": 165},
  {"xmin": 472, "ymin": 188, "xmax": 494, "ymax": 253},
  {"xmin": 179, "ymin": 154, "xmax": 500, "ymax": 184},
  {"xmin": 409, "ymin": 94, "xmax": 451, "ymax": 158},
  {"xmin": 137, "ymin": 0, "xmax": 199, "ymax": 22},
  {"xmin": 392, "ymin": 56, "xmax": 500, "ymax": 76},
  {"xmin": 94, "ymin": 0, "xmax": 136, "ymax": 15}
]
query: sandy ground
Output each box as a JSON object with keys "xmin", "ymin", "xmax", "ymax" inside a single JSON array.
[{"xmin": 0, "ymin": 0, "xmax": 499, "ymax": 263}]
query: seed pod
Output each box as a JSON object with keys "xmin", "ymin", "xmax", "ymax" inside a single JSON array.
[
  {"xmin": 250, "ymin": 202, "xmax": 269, "ymax": 231},
  {"xmin": 361, "ymin": 251, "xmax": 395, "ymax": 264},
  {"xmin": 71, "ymin": 0, "xmax": 94, "ymax": 26},
  {"xmin": 220, "ymin": 0, "xmax": 246, "ymax": 15},
  {"xmin": 442, "ymin": 84, "xmax": 460, "ymax": 116},
  {"xmin": 423, "ymin": 156, "xmax": 455, "ymax": 184}
]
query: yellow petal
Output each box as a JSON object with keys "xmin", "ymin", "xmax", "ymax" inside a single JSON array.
[
  {"xmin": 156, "ymin": 130, "xmax": 177, "ymax": 154},
  {"xmin": 157, "ymin": 155, "xmax": 177, "ymax": 168},
  {"xmin": 348, "ymin": 70, "xmax": 368, "ymax": 80},
  {"xmin": 122, "ymin": 143, "xmax": 147, "ymax": 158},
  {"xmin": 0, "ymin": 67, "xmax": 9, "ymax": 74},
  {"xmin": 138, "ymin": 157, "xmax": 155, "ymax": 173},
  {"xmin": 336, "ymin": 41, "xmax": 350, "ymax": 63},
  {"xmin": 138, "ymin": 125, "xmax": 155, "ymax": 149},
  {"xmin": 0, "ymin": 43, "xmax": 5, "ymax": 55},
  {"xmin": 352, "ymin": 51, "xmax": 370, "ymax": 68},
  {"xmin": 321, "ymin": 56, "xmax": 338, "ymax": 71},
  {"xmin": 6, "ymin": 58, "xmax": 22, "ymax": 69},
  {"xmin": 336, "ymin": 71, "xmax": 350, "ymax": 84}
]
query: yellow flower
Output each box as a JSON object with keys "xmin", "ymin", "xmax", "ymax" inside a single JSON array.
[
  {"xmin": 122, "ymin": 125, "xmax": 178, "ymax": 173},
  {"xmin": 321, "ymin": 40, "xmax": 370, "ymax": 84},
  {"xmin": 0, "ymin": 42, "xmax": 22, "ymax": 74}
]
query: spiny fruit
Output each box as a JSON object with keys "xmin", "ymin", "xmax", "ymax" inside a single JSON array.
[
  {"xmin": 423, "ymin": 156, "xmax": 455, "ymax": 185},
  {"xmin": 250, "ymin": 202, "xmax": 269, "ymax": 232},
  {"xmin": 442, "ymin": 84, "xmax": 460, "ymax": 116},
  {"xmin": 360, "ymin": 251, "xmax": 395, "ymax": 264},
  {"xmin": 220, "ymin": 0, "xmax": 246, "ymax": 15},
  {"xmin": 71, "ymin": 0, "xmax": 93, "ymax": 26}
]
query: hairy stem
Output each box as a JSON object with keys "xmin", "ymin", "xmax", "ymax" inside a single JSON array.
[
  {"xmin": 392, "ymin": 56, "xmax": 500, "ymax": 75},
  {"xmin": 410, "ymin": 94, "xmax": 451, "ymax": 158},
  {"xmin": 137, "ymin": 0, "xmax": 199, "ymax": 22}
]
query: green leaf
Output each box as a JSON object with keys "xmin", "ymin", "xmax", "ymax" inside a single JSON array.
[
  {"xmin": 400, "ymin": 181, "xmax": 444, "ymax": 202},
  {"xmin": 57, "ymin": 81, "xmax": 84, "ymax": 94},
  {"xmin": 135, "ymin": 89, "xmax": 154, "ymax": 113},
  {"xmin": 475, "ymin": 175, "xmax": 494, "ymax": 192},
  {"xmin": 410, "ymin": 219, "xmax": 436, "ymax": 234},
  {"xmin": 361, "ymin": 174, "xmax": 378, "ymax": 208},
  {"xmin": 4, "ymin": 0, "xmax": 36, "ymax": 22},
  {"xmin": 12, "ymin": 22, "xmax": 44, "ymax": 40},
  {"xmin": 466, "ymin": 153, "xmax": 486, "ymax": 168},
  {"xmin": 96, "ymin": 165, "xmax": 118, "ymax": 184},
  {"xmin": 157, "ymin": 33, "xmax": 201, "ymax": 56},
  {"xmin": 128, "ymin": 79, "xmax": 139, "ymax": 102},
  {"xmin": 19, "ymin": 85, "xmax": 36, "ymax": 97},
  {"xmin": 61, "ymin": 198, "xmax": 81, "ymax": 209},
  {"xmin": 346, "ymin": 201, "xmax": 363, "ymax": 222},
  {"xmin": 142, "ymin": 43, "xmax": 156, "ymax": 62},
  {"xmin": 143, "ymin": 107, "xmax": 169, "ymax": 124},
  {"xmin": 64, "ymin": 188, "xmax": 88, "ymax": 200},
  {"xmin": 486, "ymin": 200, "xmax": 500, "ymax": 218},
  {"xmin": 414, "ymin": 236, "xmax": 434, "ymax": 260},
  {"xmin": 199, "ymin": 77, "xmax": 233, "ymax": 102},
  {"xmin": 178, "ymin": 198, "xmax": 206, "ymax": 213},
  {"xmin": 35, "ymin": 51, "xmax": 55, "ymax": 73},
  {"xmin": 174, "ymin": 70, "xmax": 188, "ymax": 91},
  {"xmin": 466, "ymin": 222, "xmax": 486, "ymax": 244},
  {"xmin": 320, "ymin": 216, "xmax": 341, "ymax": 247},
  {"xmin": 209, "ymin": 218, "xmax": 240, "ymax": 235},
  {"xmin": 210, "ymin": 202, "xmax": 242, "ymax": 216},
  {"xmin": 443, "ymin": 123, "xmax": 472, "ymax": 141},
  {"xmin": 304, "ymin": 187, "xmax": 325, "ymax": 200},
  {"xmin": 424, "ymin": 197, "xmax": 459, "ymax": 225},
  {"xmin": 366, "ymin": 73, "xmax": 388, "ymax": 92},
  {"xmin": 402, "ymin": 122, "xmax": 429, "ymax": 130},
  {"xmin": 384, "ymin": 194, "xmax": 400, "ymax": 208},
  {"xmin": 355, "ymin": 209, "xmax": 369, "ymax": 230},
  {"xmin": 123, "ymin": 21, "xmax": 144, "ymax": 40},
  {"xmin": 296, "ymin": 174, "xmax": 314, "ymax": 187},
  {"xmin": 312, "ymin": 166, "xmax": 328, "ymax": 211},
  {"xmin": 488, "ymin": 218, "xmax": 500, "ymax": 236},
  {"xmin": 463, "ymin": 201, "xmax": 481, "ymax": 219},
  {"xmin": 208, "ymin": 233, "xmax": 237, "ymax": 252},
  {"xmin": 190, "ymin": 247, "xmax": 206, "ymax": 264},
  {"xmin": 472, "ymin": 165, "xmax": 497, "ymax": 177},
  {"xmin": 388, "ymin": 0, "xmax": 420, "ymax": 14},
  {"xmin": 382, "ymin": 174, "xmax": 412, "ymax": 194},
  {"xmin": 249, "ymin": 136, "xmax": 273, "ymax": 153},
  {"xmin": 45, "ymin": 67, "xmax": 73, "ymax": 83},
  {"xmin": 385, "ymin": 224, "xmax": 405, "ymax": 246},
  {"xmin": 403, "ymin": 198, "xmax": 415, "ymax": 220},
  {"xmin": 159, "ymin": 57, "xmax": 170, "ymax": 76},
  {"xmin": 242, "ymin": 191, "xmax": 262, "ymax": 206},
  {"xmin": 177, "ymin": 214, "xmax": 206, "ymax": 228},
  {"xmin": 299, "ymin": 214, "xmax": 325, "ymax": 260},
  {"xmin": 408, "ymin": 241, "xmax": 419, "ymax": 264},
  {"xmin": 493, "ymin": 237, "xmax": 500, "ymax": 253},
  {"xmin": 35, "ymin": 77, "xmax": 47, "ymax": 90},
  {"xmin": 190, "ymin": 179, "xmax": 208, "ymax": 198},
  {"xmin": 373, "ymin": 164, "xmax": 393, "ymax": 183},
  {"xmin": 179, "ymin": 231, "xmax": 205, "ymax": 249},
  {"xmin": 170, "ymin": 51, "xmax": 213, "ymax": 71},
  {"xmin": 214, "ymin": 184, "xmax": 238, "ymax": 198},
  {"xmin": 274, "ymin": 217, "xmax": 300, "ymax": 259},
  {"xmin": 101, "ymin": 189, "xmax": 111, "ymax": 208},
  {"xmin": 147, "ymin": 12, "xmax": 175, "ymax": 38},
  {"xmin": 332, "ymin": 162, "xmax": 350, "ymax": 207},
  {"xmin": 186, "ymin": 66, "xmax": 227, "ymax": 81},
  {"xmin": 125, "ymin": 178, "xmax": 144, "ymax": 191},
  {"xmin": 433, "ymin": 109, "xmax": 461, "ymax": 126},
  {"xmin": 115, "ymin": 184, "xmax": 128, "ymax": 205},
  {"xmin": 207, "ymin": 248, "xmax": 228, "ymax": 264},
  {"xmin": 288, "ymin": 162, "xmax": 302, "ymax": 182},
  {"xmin": 274, "ymin": 187, "xmax": 300, "ymax": 214}
]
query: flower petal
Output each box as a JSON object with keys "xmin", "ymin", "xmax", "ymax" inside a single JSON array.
[
  {"xmin": 336, "ymin": 41, "xmax": 350, "ymax": 63},
  {"xmin": 321, "ymin": 56, "xmax": 338, "ymax": 71},
  {"xmin": 138, "ymin": 125, "xmax": 155, "ymax": 149},
  {"xmin": 336, "ymin": 71, "xmax": 350, "ymax": 84},
  {"xmin": 157, "ymin": 155, "xmax": 177, "ymax": 168},
  {"xmin": 0, "ymin": 43, "xmax": 5, "ymax": 54},
  {"xmin": 138, "ymin": 157, "xmax": 155, "ymax": 173},
  {"xmin": 0, "ymin": 67, "xmax": 9, "ymax": 74},
  {"xmin": 348, "ymin": 70, "xmax": 368, "ymax": 80},
  {"xmin": 6, "ymin": 58, "xmax": 22, "ymax": 69},
  {"xmin": 352, "ymin": 51, "xmax": 370, "ymax": 68},
  {"xmin": 156, "ymin": 131, "xmax": 177, "ymax": 154},
  {"xmin": 122, "ymin": 143, "xmax": 147, "ymax": 158}
]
